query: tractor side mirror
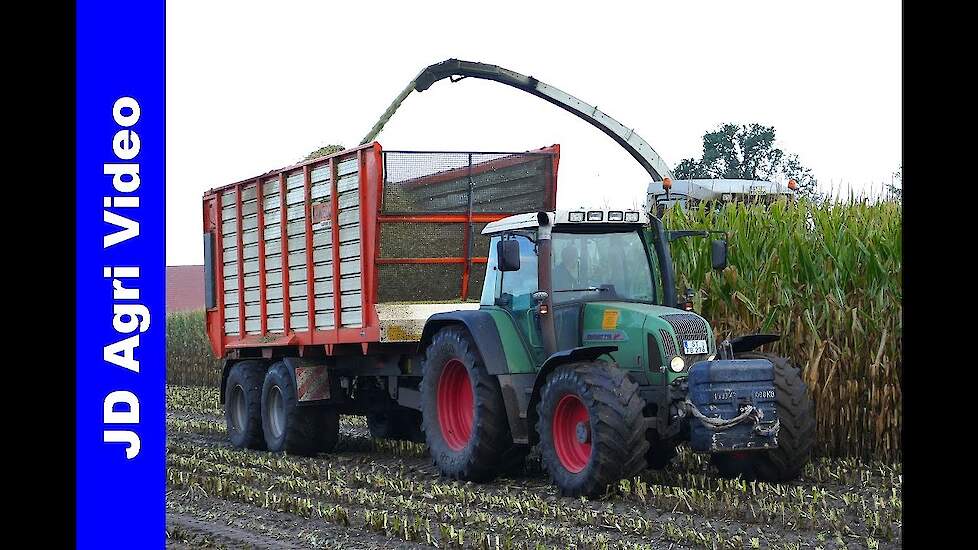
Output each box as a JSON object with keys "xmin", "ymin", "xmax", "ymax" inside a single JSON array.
[
  {"xmin": 497, "ymin": 239, "xmax": 521, "ymax": 272},
  {"xmin": 711, "ymin": 239, "xmax": 728, "ymax": 271}
]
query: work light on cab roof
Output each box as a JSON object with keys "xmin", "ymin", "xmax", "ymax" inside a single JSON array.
[{"xmin": 482, "ymin": 209, "xmax": 647, "ymax": 234}]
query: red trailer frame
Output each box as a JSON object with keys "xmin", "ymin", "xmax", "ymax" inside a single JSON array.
[{"xmin": 203, "ymin": 142, "xmax": 559, "ymax": 359}]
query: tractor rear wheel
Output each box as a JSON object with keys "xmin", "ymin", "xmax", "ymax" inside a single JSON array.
[
  {"xmin": 420, "ymin": 326, "xmax": 517, "ymax": 481},
  {"xmin": 711, "ymin": 352, "xmax": 815, "ymax": 481},
  {"xmin": 537, "ymin": 361, "xmax": 648, "ymax": 497}
]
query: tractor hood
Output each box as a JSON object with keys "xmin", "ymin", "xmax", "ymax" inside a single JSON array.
[{"xmin": 579, "ymin": 301, "xmax": 716, "ymax": 382}]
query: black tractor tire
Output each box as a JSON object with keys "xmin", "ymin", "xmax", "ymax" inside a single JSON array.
[
  {"xmin": 420, "ymin": 326, "xmax": 517, "ymax": 482},
  {"xmin": 224, "ymin": 360, "xmax": 267, "ymax": 450},
  {"xmin": 536, "ymin": 361, "xmax": 648, "ymax": 497},
  {"xmin": 711, "ymin": 352, "xmax": 815, "ymax": 482},
  {"xmin": 367, "ymin": 409, "xmax": 425, "ymax": 443},
  {"xmin": 261, "ymin": 362, "xmax": 340, "ymax": 456}
]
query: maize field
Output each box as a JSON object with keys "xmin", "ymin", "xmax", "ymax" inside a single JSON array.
[
  {"xmin": 166, "ymin": 198, "xmax": 901, "ymax": 548},
  {"xmin": 662, "ymin": 198, "xmax": 901, "ymax": 461}
]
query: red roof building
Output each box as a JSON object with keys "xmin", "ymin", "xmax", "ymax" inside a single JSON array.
[{"xmin": 167, "ymin": 265, "xmax": 205, "ymax": 313}]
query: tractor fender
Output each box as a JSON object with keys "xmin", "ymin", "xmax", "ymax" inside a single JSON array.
[
  {"xmin": 419, "ymin": 310, "xmax": 509, "ymax": 375},
  {"xmin": 525, "ymin": 345, "xmax": 618, "ymax": 444},
  {"xmin": 728, "ymin": 334, "xmax": 780, "ymax": 354}
]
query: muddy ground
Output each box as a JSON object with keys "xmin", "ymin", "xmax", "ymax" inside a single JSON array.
[{"xmin": 166, "ymin": 386, "xmax": 901, "ymax": 549}]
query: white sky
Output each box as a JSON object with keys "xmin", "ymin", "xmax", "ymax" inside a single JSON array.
[{"xmin": 167, "ymin": 0, "xmax": 901, "ymax": 266}]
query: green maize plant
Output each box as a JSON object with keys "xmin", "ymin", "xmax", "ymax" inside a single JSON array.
[
  {"xmin": 663, "ymin": 198, "xmax": 901, "ymax": 460},
  {"xmin": 166, "ymin": 309, "xmax": 222, "ymax": 387}
]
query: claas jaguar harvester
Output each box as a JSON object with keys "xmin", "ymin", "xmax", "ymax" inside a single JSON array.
[{"xmin": 203, "ymin": 61, "xmax": 815, "ymax": 497}]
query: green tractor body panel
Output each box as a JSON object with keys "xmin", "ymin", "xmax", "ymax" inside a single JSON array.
[
  {"xmin": 481, "ymin": 299, "xmax": 715, "ymax": 383},
  {"xmin": 579, "ymin": 302, "xmax": 715, "ymax": 383},
  {"xmin": 482, "ymin": 307, "xmax": 537, "ymax": 374},
  {"xmin": 578, "ymin": 302, "xmax": 649, "ymax": 370}
]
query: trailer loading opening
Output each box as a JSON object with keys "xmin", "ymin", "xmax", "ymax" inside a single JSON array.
[{"xmin": 203, "ymin": 60, "xmax": 813, "ymax": 497}]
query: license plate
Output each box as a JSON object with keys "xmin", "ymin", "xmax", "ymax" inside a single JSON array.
[{"xmin": 683, "ymin": 339, "xmax": 708, "ymax": 354}]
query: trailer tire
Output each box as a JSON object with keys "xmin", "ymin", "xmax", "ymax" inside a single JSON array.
[
  {"xmin": 261, "ymin": 362, "xmax": 339, "ymax": 456},
  {"xmin": 711, "ymin": 352, "xmax": 815, "ymax": 482},
  {"xmin": 537, "ymin": 361, "xmax": 648, "ymax": 497},
  {"xmin": 368, "ymin": 409, "xmax": 425, "ymax": 443},
  {"xmin": 420, "ymin": 326, "xmax": 514, "ymax": 482},
  {"xmin": 225, "ymin": 360, "xmax": 267, "ymax": 450}
]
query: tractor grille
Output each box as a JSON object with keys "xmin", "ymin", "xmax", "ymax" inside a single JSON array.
[
  {"xmin": 660, "ymin": 313, "xmax": 711, "ymax": 367},
  {"xmin": 661, "ymin": 313, "xmax": 709, "ymax": 340},
  {"xmin": 659, "ymin": 329, "xmax": 677, "ymax": 357}
]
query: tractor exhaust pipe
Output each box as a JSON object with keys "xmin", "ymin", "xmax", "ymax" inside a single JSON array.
[{"xmin": 536, "ymin": 212, "xmax": 558, "ymax": 357}]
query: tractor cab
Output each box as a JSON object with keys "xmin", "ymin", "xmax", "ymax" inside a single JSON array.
[{"xmin": 480, "ymin": 209, "xmax": 722, "ymax": 383}]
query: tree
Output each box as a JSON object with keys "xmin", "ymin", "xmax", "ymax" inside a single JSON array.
[
  {"xmin": 674, "ymin": 123, "xmax": 819, "ymax": 198},
  {"xmin": 304, "ymin": 144, "xmax": 346, "ymax": 161},
  {"xmin": 886, "ymin": 166, "xmax": 902, "ymax": 202}
]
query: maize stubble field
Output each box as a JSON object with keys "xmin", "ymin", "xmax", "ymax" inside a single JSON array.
[{"xmin": 167, "ymin": 200, "xmax": 902, "ymax": 549}]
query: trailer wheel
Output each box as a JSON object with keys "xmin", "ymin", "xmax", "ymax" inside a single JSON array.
[
  {"xmin": 368, "ymin": 409, "xmax": 425, "ymax": 443},
  {"xmin": 261, "ymin": 362, "xmax": 339, "ymax": 456},
  {"xmin": 420, "ymin": 326, "xmax": 514, "ymax": 481},
  {"xmin": 225, "ymin": 360, "xmax": 267, "ymax": 450},
  {"xmin": 711, "ymin": 352, "xmax": 815, "ymax": 481},
  {"xmin": 536, "ymin": 361, "xmax": 648, "ymax": 497}
]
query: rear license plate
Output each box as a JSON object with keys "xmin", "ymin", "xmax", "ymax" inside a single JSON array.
[{"xmin": 683, "ymin": 339, "xmax": 708, "ymax": 354}]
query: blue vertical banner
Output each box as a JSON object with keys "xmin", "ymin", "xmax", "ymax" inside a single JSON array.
[{"xmin": 76, "ymin": 1, "xmax": 165, "ymax": 547}]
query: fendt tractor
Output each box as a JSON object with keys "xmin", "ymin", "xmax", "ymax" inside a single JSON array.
[{"xmin": 203, "ymin": 59, "xmax": 815, "ymax": 496}]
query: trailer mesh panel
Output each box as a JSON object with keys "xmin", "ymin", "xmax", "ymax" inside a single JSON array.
[
  {"xmin": 382, "ymin": 152, "xmax": 553, "ymax": 214},
  {"xmin": 378, "ymin": 150, "xmax": 557, "ymax": 302}
]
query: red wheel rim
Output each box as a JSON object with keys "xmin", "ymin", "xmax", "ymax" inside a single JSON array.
[
  {"xmin": 436, "ymin": 358, "xmax": 473, "ymax": 451},
  {"xmin": 552, "ymin": 394, "xmax": 591, "ymax": 473}
]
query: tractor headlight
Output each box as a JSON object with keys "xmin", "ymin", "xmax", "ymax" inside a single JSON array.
[
  {"xmin": 670, "ymin": 356, "xmax": 685, "ymax": 372},
  {"xmin": 624, "ymin": 211, "xmax": 640, "ymax": 222}
]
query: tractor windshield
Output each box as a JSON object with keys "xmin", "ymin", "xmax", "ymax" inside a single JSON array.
[{"xmin": 551, "ymin": 229, "xmax": 657, "ymax": 304}]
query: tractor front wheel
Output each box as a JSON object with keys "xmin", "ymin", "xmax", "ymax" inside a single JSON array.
[
  {"xmin": 420, "ymin": 326, "xmax": 517, "ymax": 481},
  {"xmin": 537, "ymin": 361, "xmax": 648, "ymax": 497},
  {"xmin": 711, "ymin": 352, "xmax": 815, "ymax": 481}
]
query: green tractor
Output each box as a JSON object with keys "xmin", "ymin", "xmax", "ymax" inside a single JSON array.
[{"xmin": 418, "ymin": 208, "xmax": 815, "ymax": 496}]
